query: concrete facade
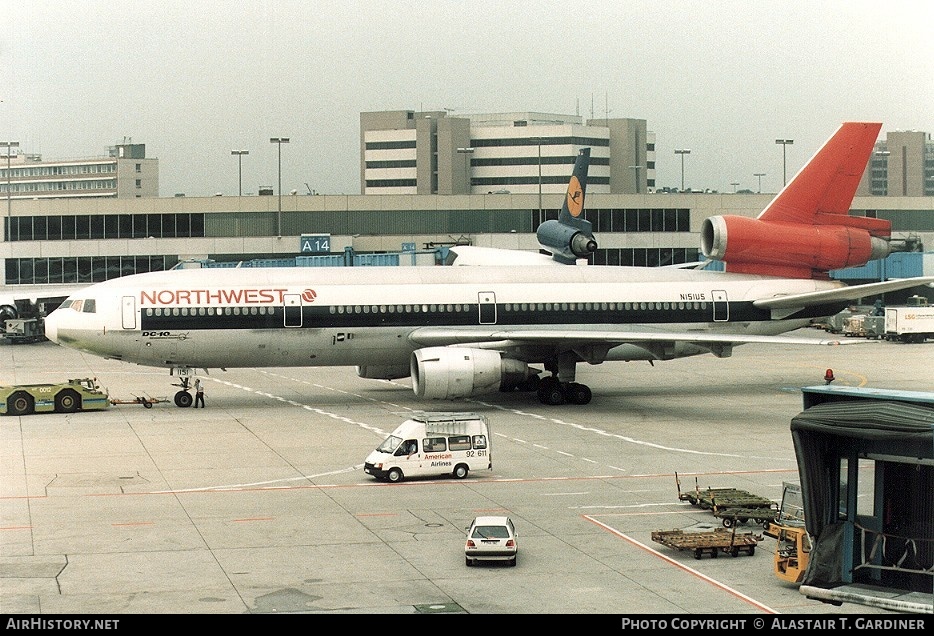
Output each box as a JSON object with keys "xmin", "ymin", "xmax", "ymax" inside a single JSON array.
[
  {"xmin": 360, "ymin": 111, "xmax": 654, "ymax": 196},
  {"xmin": 0, "ymin": 143, "xmax": 159, "ymax": 201}
]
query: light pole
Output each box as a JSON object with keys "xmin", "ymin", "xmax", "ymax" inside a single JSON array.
[
  {"xmin": 674, "ymin": 149, "xmax": 690, "ymax": 191},
  {"xmin": 456, "ymin": 147, "xmax": 474, "ymax": 194},
  {"xmin": 270, "ymin": 138, "xmax": 289, "ymax": 238},
  {"xmin": 231, "ymin": 150, "xmax": 248, "ymax": 196},
  {"xmin": 730, "ymin": 182, "xmax": 739, "ymax": 193},
  {"xmin": 754, "ymin": 172, "xmax": 766, "ymax": 193},
  {"xmin": 775, "ymin": 139, "xmax": 793, "ymax": 186},
  {"xmin": 2, "ymin": 141, "xmax": 19, "ymax": 240},
  {"xmin": 629, "ymin": 165, "xmax": 642, "ymax": 194}
]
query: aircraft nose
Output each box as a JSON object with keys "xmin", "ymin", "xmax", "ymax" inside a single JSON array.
[{"xmin": 43, "ymin": 310, "xmax": 60, "ymax": 343}]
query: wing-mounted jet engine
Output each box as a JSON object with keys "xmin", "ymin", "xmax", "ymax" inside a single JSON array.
[
  {"xmin": 536, "ymin": 148, "xmax": 597, "ymax": 264},
  {"xmin": 700, "ymin": 122, "xmax": 892, "ymax": 279}
]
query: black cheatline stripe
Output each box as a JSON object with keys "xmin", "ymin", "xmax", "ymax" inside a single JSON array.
[{"xmin": 139, "ymin": 302, "xmax": 773, "ymax": 331}]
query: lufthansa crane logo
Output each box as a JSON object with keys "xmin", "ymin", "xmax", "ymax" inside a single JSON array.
[
  {"xmin": 301, "ymin": 289, "xmax": 317, "ymax": 303},
  {"xmin": 566, "ymin": 176, "xmax": 584, "ymax": 218}
]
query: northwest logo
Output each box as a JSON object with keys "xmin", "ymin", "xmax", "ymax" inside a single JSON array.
[{"xmin": 302, "ymin": 289, "xmax": 317, "ymax": 303}]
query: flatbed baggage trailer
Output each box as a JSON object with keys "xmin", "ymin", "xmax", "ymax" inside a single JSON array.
[
  {"xmin": 675, "ymin": 472, "xmax": 775, "ymax": 512},
  {"xmin": 711, "ymin": 500, "xmax": 779, "ymax": 529},
  {"xmin": 651, "ymin": 527, "xmax": 762, "ymax": 559}
]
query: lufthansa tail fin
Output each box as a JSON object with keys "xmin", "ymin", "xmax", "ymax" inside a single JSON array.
[{"xmin": 537, "ymin": 148, "xmax": 597, "ymax": 264}]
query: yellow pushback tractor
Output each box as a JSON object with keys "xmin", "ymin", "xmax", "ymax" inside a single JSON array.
[{"xmin": 0, "ymin": 378, "xmax": 110, "ymax": 416}]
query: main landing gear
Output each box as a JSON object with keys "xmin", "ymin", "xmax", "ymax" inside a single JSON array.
[{"xmin": 536, "ymin": 375, "xmax": 592, "ymax": 406}]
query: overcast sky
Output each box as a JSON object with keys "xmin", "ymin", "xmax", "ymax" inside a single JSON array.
[{"xmin": 2, "ymin": 1, "xmax": 932, "ymax": 197}]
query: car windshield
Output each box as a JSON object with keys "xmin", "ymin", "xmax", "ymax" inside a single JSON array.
[
  {"xmin": 376, "ymin": 435, "xmax": 402, "ymax": 454},
  {"xmin": 472, "ymin": 525, "xmax": 511, "ymax": 539}
]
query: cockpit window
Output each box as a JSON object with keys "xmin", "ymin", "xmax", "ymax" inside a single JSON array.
[
  {"xmin": 72, "ymin": 300, "xmax": 84, "ymax": 312},
  {"xmin": 60, "ymin": 300, "xmax": 74, "ymax": 309},
  {"xmin": 83, "ymin": 299, "xmax": 96, "ymax": 313}
]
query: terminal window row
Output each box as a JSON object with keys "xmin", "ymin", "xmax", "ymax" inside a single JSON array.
[
  {"xmin": 5, "ymin": 256, "xmax": 174, "ymax": 285},
  {"xmin": 5, "ymin": 213, "xmax": 206, "ymax": 242},
  {"xmin": 0, "ymin": 163, "xmax": 116, "ymax": 179}
]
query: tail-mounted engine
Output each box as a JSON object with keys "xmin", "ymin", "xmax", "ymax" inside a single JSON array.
[
  {"xmin": 701, "ymin": 215, "xmax": 892, "ymax": 279},
  {"xmin": 411, "ymin": 347, "xmax": 532, "ymax": 399},
  {"xmin": 537, "ymin": 220, "xmax": 598, "ymax": 264}
]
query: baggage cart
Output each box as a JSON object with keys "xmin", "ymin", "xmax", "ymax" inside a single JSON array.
[{"xmin": 651, "ymin": 527, "xmax": 762, "ymax": 559}]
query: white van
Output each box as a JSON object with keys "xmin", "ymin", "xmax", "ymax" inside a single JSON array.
[{"xmin": 364, "ymin": 412, "xmax": 491, "ymax": 483}]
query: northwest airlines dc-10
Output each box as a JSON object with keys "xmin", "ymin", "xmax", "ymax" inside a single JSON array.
[{"xmin": 44, "ymin": 123, "xmax": 933, "ymax": 407}]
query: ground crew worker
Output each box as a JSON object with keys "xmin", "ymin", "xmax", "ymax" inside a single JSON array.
[{"xmin": 194, "ymin": 378, "xmax": 205, "ymax": 408}]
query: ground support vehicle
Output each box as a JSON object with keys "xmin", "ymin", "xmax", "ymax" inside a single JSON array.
[
  {"xmin": 763, "ymin": 482, "xmax": 811, "ymax": 584},
  {"xmin": 842, "ymin": 314, "xmax": 867, "ymax": 337},
  {"xmin": 0, "ymin": 378, "xmax": 110, "ymax": 415},
  {"xmin": 364, "ymin": 411, "xmax": 491, "ymax": 483},
  {"xmin": 651, "ymin": 527, "xmax": 762, "ymax": 559},
  {"xmin": 884, "ymin": 298, "xmax": 934, "ymax": 343},
  {"xmin": 2, "ymin": 318, "xmax": 45, "ymax": 344}
]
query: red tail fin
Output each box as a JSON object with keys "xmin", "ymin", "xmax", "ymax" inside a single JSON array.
[
  {"xmin": 759, "ymin": 122, "xmax": 887, "ymax": 236},
  {"xmin": 701, "ymin": 122, "xmax": 893, "ymax": 279}
]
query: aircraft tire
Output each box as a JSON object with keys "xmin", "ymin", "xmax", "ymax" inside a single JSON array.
[
  {"xmin": 174, "ymin": 390, "xmax": 193, "ymax": 408},
  {"xmin": 566, "ymin": 383, "xmax": 592, "ymax": 405},
  {"xmin": 537, "ymin": 377, "xmax": 565, "ymax": 405}
]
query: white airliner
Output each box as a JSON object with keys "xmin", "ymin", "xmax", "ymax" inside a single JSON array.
[{"xmin": 44, "ymin": 123, "xmax": 932, "ymax": 407}]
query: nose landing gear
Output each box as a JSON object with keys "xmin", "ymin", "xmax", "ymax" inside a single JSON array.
[
  {"xmin": 170, "ymin": 370, "xmax": 196, "ymax": 408},
  {"xmin": 173, "ymin": 376, "xmax": 194, "ymax": 408}
]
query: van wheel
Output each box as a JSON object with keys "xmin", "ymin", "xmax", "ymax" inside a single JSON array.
[
  {"xmin": 465, "ymin": 557, "xmax": 473, "ymax": 566},
  {"xmin": 453, "ymin": 464, "xmax": 469, "ymax": 479},
  {"xmin": 387, "ymin": 468, "xmax": 403, "ymax": 483},
  {"xmin": 509, "ymin": 556, "xmax": 517, "ymax": 567}
]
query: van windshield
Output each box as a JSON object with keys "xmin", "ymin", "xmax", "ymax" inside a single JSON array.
[{"xmin": 376, "ymin": 435, "xmax": 403, "ymax": 454}]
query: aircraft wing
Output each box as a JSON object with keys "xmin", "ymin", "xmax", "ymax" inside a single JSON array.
[
  {"xmin": 409, "ymin": 327, "xmax": 861, "ymax": 348},
  {"xmin": 753, "ymin": 276, "xmax": 934, "ymax": 310}
]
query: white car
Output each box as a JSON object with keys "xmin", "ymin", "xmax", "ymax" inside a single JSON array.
[{"xmin": 464, "ymin": 516, "xmax": 518, "ymax": 566}]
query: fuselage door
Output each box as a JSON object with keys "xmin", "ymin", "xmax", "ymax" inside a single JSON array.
[
  {"xmin": 712, "ymin": 290, "xmax": 729, "ymax": 322},
  {"xmin": 478, "ymin": 292, "xmax": 497, "ymax": 325},
  {"xmin": 283, "ymin": 294, "xmax": 302, "ymax": 327},
  {"xmin": 121, "ymin": 295, "xmax": 137, "ymax": 329}
]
